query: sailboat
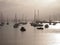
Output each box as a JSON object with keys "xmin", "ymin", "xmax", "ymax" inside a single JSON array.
[
  {"xmin": 48, "ymin": 15, "xmax": 57, "ymax": 25},
  {"xmin": 0, "ymin": 12, "xmax": 5, "ymax": 26},
  {"xmin": 30, "ymin": 10, "xmax": 37, "ymax": 27},
  {"xmin": 19, "ymin": 14, "xmax": 27, "ymax": 25},
  {"xmin": 30, "ymin": 10, "xmax": 44, "ymax": 27},
  {"xmin": 52, "ymin": 15, "xmax": 57, "ymax": 25},
  {"xmin": 6, "ymin": 16, "xmax": 9, "ymax": 25},
  {"xmin": 13, "ymin": 14, "xmax": 20, "ymax": 28},
  {"xmin": 48, "ymin": 15, "xmax": 52, "ymax": 25}
]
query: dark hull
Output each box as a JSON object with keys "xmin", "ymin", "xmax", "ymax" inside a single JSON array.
[
  {"xmin": 20, "ymin": 27, "xmax": 26, "ymax": 32},
  {"xmin": 30, "ymin": 23, "xmax": 43, "ymax": 27},
  {"xmin": 0, "ymin": 22, "xmax": 4, "ymax": 26},
  {"xmin": 37, "ymin": 27, "xmax": 44, "ymax": 30},
  {"xmin": 19, "ymin": 22, "xmax": 27, "ymax": 25},
  {"xmin": 13, "ymin": 23, "xmax": 20, "ymax": 28},
  {"xmin": 45, "ymin": 24, "xmax": 49, "ymax": 28},
  {"xmin": 6, "ymin": 22, "xmax": 9, "ymax": 25}
]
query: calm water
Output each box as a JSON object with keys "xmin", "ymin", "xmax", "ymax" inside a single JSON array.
[{"xmin": 0, "ymin": 22, "xmax": 60, "ymax": 45}]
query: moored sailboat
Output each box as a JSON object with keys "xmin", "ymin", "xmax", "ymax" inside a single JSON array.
[
  {"xmin": 0, "ymin": 12, "xmax": 5, "ymax": 26},
  {"xmin": 13, "ymin": 14, "xmax": 20, "ymax": 28},
  {"xmin": 19, "ymin": 14, "xmax": 27, "ymax": 25}
]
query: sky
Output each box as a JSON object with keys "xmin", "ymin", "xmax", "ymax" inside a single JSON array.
[{"xmin": 0, "ymin": 0, "xmax": 60, "ymax": 21}]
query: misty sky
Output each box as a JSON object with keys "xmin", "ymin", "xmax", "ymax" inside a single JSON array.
[{"xmin": 0, "ymin": 0, "xmax": 60, "ymax": 21}]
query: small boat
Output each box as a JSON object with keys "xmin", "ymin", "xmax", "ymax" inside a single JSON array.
[
  {"xmin": 13, "ymin": 23, "xmax": 19, "ymax": 28},
  {"xmin": 37, "ymin": 27, "xmax": 44, "ymax": 30},
  {"xmin": 19, "ymin": 21, "xmax": 27, "ymax": 25},
  {"xmin": 6, "ymin": 22, "xmax": 9, "ymax": 25},
  {"xmin": 30, "ymin": 22, "xmax": 37, "ymax": 27},
  {"xmin": 37, "ymin": 24, "xmax": 44, "ymax": 30},
  {"xmin": 53, "ymin": 22, "xmax": 57, "ymax": 25},
  {"xmin": 20, "ymin": 27, "xmax": 26, "ymax": 32},
  {"xmin": 45, "ymin": 24, "xmax": 49, "ymax": 28},
  {"xmin": 0, "ymin": 22, "xmax": 4, "ymax": 26},
  {"xmin": 30, "ymin": 22, "xmax": 43, "ymax": 27}
]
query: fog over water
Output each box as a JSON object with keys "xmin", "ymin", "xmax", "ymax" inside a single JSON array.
[{"xmin": 0, "ymin": 0, "xmax": 60, "ymax": 21}]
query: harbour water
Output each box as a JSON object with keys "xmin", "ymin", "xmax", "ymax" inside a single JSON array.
[{"xmin": 0, "ymin": 22, "xmax": 60, "ymax": 45}]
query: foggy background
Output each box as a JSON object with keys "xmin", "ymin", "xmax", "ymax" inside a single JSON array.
[
  {"xmin": 0, "ymin": 0, "xmax": 60, "ymax": 21},
  {"xmin": 0, "ymin": 0, "xmax": 60, "ymax": 45}
]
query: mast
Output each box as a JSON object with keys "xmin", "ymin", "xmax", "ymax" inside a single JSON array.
[
  {"xmin": 0, "ymin": 12, "xmax": 4, "ymax": 23},
  {"xmin": 20, "ymin": 14, "xmax": 24, "ymax": 22},
  {"xmin": 22, "ymin": 14, "xmax": 24, "ymax": 21},
  {"xmin": 14, "ymin": 14, "xmax": 17, "ymax": 23},
  {"xmin": 34, "ymin": 10, "xmax": 36, "ymax": 22},
  {"xmin": 24, "ymin": 15, "xmax": 26, "ymax": 22},
  {"xmin": 37, "ymin": 9, "xmax": 39, "ymax": 21},
  {"xmin": 7, "ymin": 15, "xmax": 10, "ymax": 23},
  {"xmin": 49, "ymin": 14, "xmax": 52, "ymax": 25},
  {"xmin": 7, "ymin": 17, "xmax": 8, "ymax": 23}
]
